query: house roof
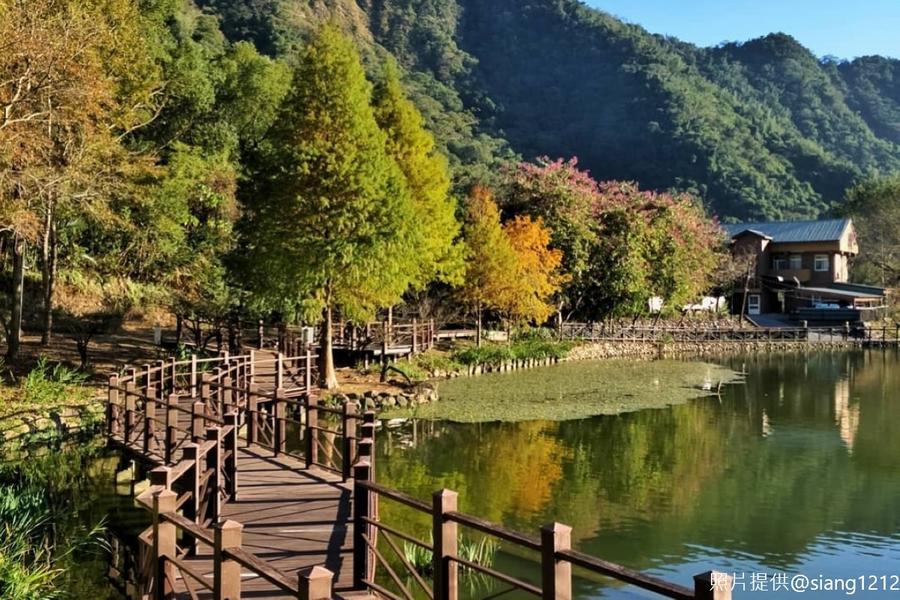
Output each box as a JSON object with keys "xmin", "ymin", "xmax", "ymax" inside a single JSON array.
[{"xmin": 723, "ymin": 219, "xmax": 851, "ymax": 243}]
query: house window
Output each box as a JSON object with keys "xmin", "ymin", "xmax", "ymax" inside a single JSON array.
[
  {"xmin": 789, "ymin": 255, "xmax": 802, "ymax": 270},
  {"xmin": 814, "ymin": 255, "xmax": 829, "ymax": 272},
  {"xmin": 773, "ymin": 258, "xmax": 787, "ymax": 271}
]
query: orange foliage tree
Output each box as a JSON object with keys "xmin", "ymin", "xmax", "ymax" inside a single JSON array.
[{"xmin": 502, "ymin": 216, "xmax": 567, "ymax": 326}]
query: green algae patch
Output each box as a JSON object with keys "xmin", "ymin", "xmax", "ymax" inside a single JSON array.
[{"xmin": 382, "ymin": 359, "xmax": 741, "ymax": 422}]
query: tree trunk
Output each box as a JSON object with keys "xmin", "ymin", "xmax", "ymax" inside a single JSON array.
[
  {"xmin": 475, "ymin": 304, "xmax": 483, "ymax": 348},
  {"xmin": 40, "ymin": 203, "xmax": 57, "ymax": 346},
  {"xmin": 6, "ymin": 235, "xmax": 26, "ymax": 361},
  {"xmin": 319, "ymin": 305, "xmax": 338, "ymax": 389}
]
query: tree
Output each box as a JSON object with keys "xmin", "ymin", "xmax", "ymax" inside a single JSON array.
[
  {"xmin": 373, "ymin": 58, "xmax": 463, "ymax": 288},
  {"xmin": 0, "ymin": 0, "xmax": 161, "ymax": 351},
  {"xmin": 240, "ymin": 25, "xmax": 418, "ymax": 389},
  {"xmin": 458, "ymin": 186, "xmax": 518, "ymax": 345},
  {"xmin": 584, "ymin": 181, "xmax": 723, "ymax": 319},
  {"xmin": 503, "ymin": 157, "xmax": 600, "ymax": 320},
  {"xmin": 841, "ymin": 175, "xmax": 900, "ymax": 287},
  {"xmin": 501, "ymin": 216, "xmax": 565, "ymax": 326}
]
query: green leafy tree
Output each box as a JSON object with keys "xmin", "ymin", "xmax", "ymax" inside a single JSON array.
[
  {"xmin": 841, "ymin": 175, "xmax": 900, "ymax": 287},
  {"xmin": 240, "ymin": 24, "xmax": 417, "ymax": 388},
  {"xmin": 373, "ymin": 58, "xmax": 464, "ymax": 288}
]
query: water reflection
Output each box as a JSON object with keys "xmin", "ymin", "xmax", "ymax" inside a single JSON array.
[{"xmin": 375, "ymin": 352, "xmax": 900, "ymax": 598}]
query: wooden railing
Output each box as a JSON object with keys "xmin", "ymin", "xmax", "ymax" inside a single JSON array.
[
  {"xmin": 350, "ymin": 427, "xmax": 732, "ymax": 600},
  {"xmin": 331, "ymin": 318, "xmax": 437, "ymax": 354},
  {"xmin": 135, "ymin": 479, "xmax": 336, "ymax": 600},
  {"xmin": 558, "ymin": 321, "xmax": 859, "ymax": 343}
]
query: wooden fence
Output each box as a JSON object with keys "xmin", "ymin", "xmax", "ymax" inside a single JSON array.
[
  {"xmin": 350, "ymin": 424, "xmax": 730, "ymax": 600},
  {"xmin": 556, "ymin": 321, "xmax": 900, "ymax": 345}
]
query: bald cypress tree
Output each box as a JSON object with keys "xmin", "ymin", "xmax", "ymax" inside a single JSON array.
[
  {"xmin": 245, "ymin": 25, "xmax": 416, "ymax": 389},
  {"xmin": 373, "ymin": 58, "xmax": 463, "ymax": 288}
]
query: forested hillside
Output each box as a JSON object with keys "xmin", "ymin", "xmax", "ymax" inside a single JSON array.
[{"xmin": 197, "ymin": 0, "xmax": 900, "ymax": 221}]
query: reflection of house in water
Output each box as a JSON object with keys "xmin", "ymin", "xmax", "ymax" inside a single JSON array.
[{"xmin": 833, "ymin": 377, "xmax": 859, "ymax": 453}]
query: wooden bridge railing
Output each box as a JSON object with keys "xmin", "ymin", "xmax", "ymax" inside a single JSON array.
[
  {"xmin": 351, "ymin": 427, "xmax": 732, "ymax": 600},
  {"xmin": 126, "ymin": 408, "xmax": 381, "ymax": 600},
  {"xmin": 558, "ymin": 321, "xmax": 863, "ymax": 344},
  {"xmin": 135, "ymin": 479, "xmax": 337, "ymax": 600}
]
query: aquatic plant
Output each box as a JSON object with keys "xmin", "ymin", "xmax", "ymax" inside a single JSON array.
[{"xmin": 0, "ymin": 442, "xmax": 110, "ymax": 599}]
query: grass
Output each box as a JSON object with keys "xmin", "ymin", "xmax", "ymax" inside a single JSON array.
[
  {"xmin": 402, "ymin": 535, "xmax": 500, "ymax": 577},
  {"xmin": 452, "ymin": 339, "xmax": 573, "ymax": 367},
  {"xmin": 0, "ymin": 443, "xmax": 109, "ymax": 599},
  {"xmin": 0, "ymin": 358, "xmax": 100, "ymax": 449}
]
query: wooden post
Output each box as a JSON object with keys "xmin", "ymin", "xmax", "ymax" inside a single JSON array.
[
  {"xmin": 305, "ymin": 346, "xmax": 313, "ymax": 391},
  {"xmin": 125, "ymin": 381, "xmax": 136, "ymax": 445},
  {"xmin": 169, "ymin": 357, "xmax": 177, "ymax": 395},
  {"xmin": 306, "ymin": 395, "xmax": 319, "ymax": 468},
  {"xmin": 107, "ymin": 374, "xmax": 120, "ymax": 438},
  {"xmin": 182, "ymin": 443, "xmax": 201, "ymax": 553},
  {"xmin": 190, "ymin": 354, "xmax": 198, "ymax": 398},
  {"xmin": 191, "ymin": 401, "xmax": 205, "ymax": 442},
  {"xmin": 165, "ymin": 394, "xmax": 178, "ymax": 464},
  {"xmin": 352, "ymin": 459, "xmax": 373, "ymax": 590},
  {"xmin": 247, "ymin": 384, "xmax": 259, "ymax": 446},
  {"xmin": 152, "ymin": 489, "xmax": 177, "ymax": 600},
  {"xmin": 224, "ymin": 411, "xmax": 239, "ymax": 500},
  {"xmin": 342, "ymin": 403, "xmax": 357, "ymax": 481},
  {"xmin": 207, "ymin": 426, "xmax": 223, "ymax": 522},
  {"xmin": 541, "ymin": 523, "xmax": 572, "ymax": 600},
  {"xmin": 201, "ymin": 372, "xmax": 212, "ymax": 412},
  {"xmin": 144, "ymin": 364, "xmax": 153, "ymax": 398},
  {"xmin": 298, "ymin": 565, "xmax": 334, "ymax": 600},
  {"xmin": 249, "ymin": 350, "xmax": 256, "ymax": 386},
  {"xmin": 257, "ymin": 319, "xmax": 265, "ymax": 350},
  {"xmin": 274, "ymin": 388, "xmax": 286, "ymax": 456},
  {"xmin": 276, "ymin": 352, "xmax": 284, "ymax": 390},
  {"xmin": 214, "ymin": 520, "xmax": 243, "ymax": 600},
  {"xmin": 222, "ymin": 376, "xmax": 233, "ymax": 410},
  {"xmin": 412, "ymin": 318, "xmax": 418, "ymax": 354},
  {"xmin": 358, "ymin": 411, "xmax": 375, "ymax": 469},
  {"xmin": 432, "ymin": 489, "xmax": 459, "ymax": 600},
  {"xmin": 143, "ymin": 390, "xmax": 156, "ymax": 456},
  {"xmin": 694, "ymin": 571, "xmax": 732, "ymax": 600}
]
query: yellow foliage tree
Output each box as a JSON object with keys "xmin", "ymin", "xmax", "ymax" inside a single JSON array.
[
  {"xmin": 501, "ymin": 216, "xmax": 566, "ymax": 326},
  {"xmin": 459, "ymin": 186, "xmax": 518, "ymax": 345}
]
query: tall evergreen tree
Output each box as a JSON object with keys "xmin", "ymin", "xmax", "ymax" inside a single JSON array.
[
  {"xmin": 241, "ymin": 24, "xmax": 417, "ymax": 389},
  {"xmin": 373, "ymin": 58, "xmax": 463, "ymax": 288}
]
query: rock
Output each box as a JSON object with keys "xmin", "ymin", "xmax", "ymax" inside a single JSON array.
[{"xmin": 396, "ymin": 396, "xmax": 409, "ymax": 408}]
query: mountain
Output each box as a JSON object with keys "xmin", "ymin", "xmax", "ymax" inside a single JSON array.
[{"xmin": 195, "ymin": 0, "xmax": 900, "ymax": 221}]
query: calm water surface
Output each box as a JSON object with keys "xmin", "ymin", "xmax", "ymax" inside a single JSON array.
[{"xmin": 374, "ymin": 352, "xmax": 900, "ymax": 598}]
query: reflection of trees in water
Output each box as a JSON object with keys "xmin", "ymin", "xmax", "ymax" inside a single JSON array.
[{"xmin": 376, "ymin": 351, "xmax": 900, "ymax": 575}]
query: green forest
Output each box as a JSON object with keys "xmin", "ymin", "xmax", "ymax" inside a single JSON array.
[{"xmin": 197, "ymin": 0, "xmax": 900, "ymax": 221}]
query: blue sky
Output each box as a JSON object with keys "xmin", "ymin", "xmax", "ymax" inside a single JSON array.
[{"xmin": 586, "ymin": 0, "xmax": 900, "ymax": 60}]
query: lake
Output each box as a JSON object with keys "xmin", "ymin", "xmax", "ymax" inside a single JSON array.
[{"xmin": 373, "ymin": 351, "xmax": 900, "ymax": 598}]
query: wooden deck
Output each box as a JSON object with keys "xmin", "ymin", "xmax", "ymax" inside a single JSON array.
[{"xmin": 174, "ymin": 447, "xmax": 354, "ymax": 598}]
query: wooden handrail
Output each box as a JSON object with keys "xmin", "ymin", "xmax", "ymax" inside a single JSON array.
[{"xmin": 558, "ymin": 548, "xmax": 694, "ymax": 600}]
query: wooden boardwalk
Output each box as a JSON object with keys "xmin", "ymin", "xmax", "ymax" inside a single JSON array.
[
  {"xmin": 107, "ymin": 350, "xmax": 732, "ymax": 600},
  {"xmin": 175, "ymin": 447, "xmax": 354, "ymax": 598}
]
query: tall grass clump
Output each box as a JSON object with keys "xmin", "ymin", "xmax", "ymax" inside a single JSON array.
[{"xmin": 0, "ymin": 444, "xmax": 109, "ymax": 599}]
